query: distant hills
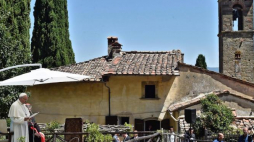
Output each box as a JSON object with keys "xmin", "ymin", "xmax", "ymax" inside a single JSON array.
[{"xmin": 207, "ymin": 67, "xmax": 219, "ymax": 73}]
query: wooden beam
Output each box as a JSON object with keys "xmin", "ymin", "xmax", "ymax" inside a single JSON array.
[{"xmin": 126, "ymin": 132, "xmax": 160, "ymax": 142}]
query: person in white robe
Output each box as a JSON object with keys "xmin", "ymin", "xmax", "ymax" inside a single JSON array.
[{"xmin": 8, "ymin": 93, "xmax": 31, "ymax": 142}]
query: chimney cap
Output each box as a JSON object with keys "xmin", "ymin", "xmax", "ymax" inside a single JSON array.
[{"xmin": 107, "ymin": 36, "xmax": 118, "ymax": 39}]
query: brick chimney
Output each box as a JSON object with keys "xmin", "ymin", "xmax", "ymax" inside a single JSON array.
[{"xmin": 107, "ymin": 36, "xmax": 122, "ymax": 59}]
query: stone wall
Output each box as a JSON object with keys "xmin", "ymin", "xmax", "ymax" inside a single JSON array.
[
  {"xmin": 221, "ymin": 32, "xmax": 254, "ymax": 82},
  {"xmin": 218, "ymin": 0, "xmax": 254, "ymax": 83},
  {"xmin": 158, "ymin": 63, "xmax": 254, "ymax": 125},
  {"xmin": 178, "ymin": 63, "xmax": 254, "ymax": 97}
]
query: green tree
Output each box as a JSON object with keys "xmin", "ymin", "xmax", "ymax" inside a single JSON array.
[
  {"xmin": 195, "ymin": 54, "xmax": 207, "ymax": 69},
  {"xmin": 0, "ymin": 0, "xmax": 31, "ymax": 118},
  {"xmin": 193, "ymin": 94, "xmax": 234, "ymax": 137},
  {"xmin": 31, "ymin": 0, "xmax": 75, "ymax": 68}
]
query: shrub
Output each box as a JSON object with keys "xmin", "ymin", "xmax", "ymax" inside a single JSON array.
[
  {"xmin": 193, "ymin": 94, "xmax": 234, "ymax": 137},
  {"xmin": 45, "ymin": 121, "xmax": 60, "ymax": 133},
  {"xmin": 85, "ymin": 122, "xmax": 112, "ymax": 142},
  {"xmin": 44, "ymin": 121, "xmax": 61, "ymax": 142}
]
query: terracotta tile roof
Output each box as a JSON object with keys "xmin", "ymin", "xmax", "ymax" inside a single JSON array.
[
  {"xmin": 53, "ymin": 50, "xmax": 183, "ymax": 81},
  {"xmin": 168, "ymin": 91, "xmax": 254, "ymax": 112}
]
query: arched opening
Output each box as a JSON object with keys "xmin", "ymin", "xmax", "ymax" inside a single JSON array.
[
  {"xmin": 232, "ymin": 4, "xmax": 243, "ymax": 31},
  {"xmin": 145, "ymin": 120, "xmax": 160, "ymax": 131}
]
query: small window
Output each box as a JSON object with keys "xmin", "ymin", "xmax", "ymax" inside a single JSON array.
[
  {"xmin": 235, "ymin": 54, "xmax": 241, "ymax": 59},
  {"xmin": 141, "ymin": 81, "xmax": 159, "ymax": 99},
  {"xmin": 105, "ymin": 116, "xmax": 118, "ymax": 125},
  {"xmin": 235, "ymin": 51, "xmax": 241, "ymax": 59},
  {"xmin": 145, "ymin": 85, "xmax": 155, "ymax": 98},
  {"xmin": 119, "ymin": 117, "xmax": 129, "ymax": 125}
]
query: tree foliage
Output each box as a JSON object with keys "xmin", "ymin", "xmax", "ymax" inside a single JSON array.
[
  {"xmin": 195, "ymin": 54, "xmax": 207, "ymax": 69},
  {"xmin": 31, "ymin": 0, "xmax": 75, "ymax": 68},
  {"xmin": 193, "ymin": 94, "xmax": 234, "ymax": 137},
  {"xmin": 0, "ymin": 0, "xmax": 31, "ymax": 118},
  {"xmin": 85, "ymin": 121, "xmax": 112, "ymax": 142},
  {"xmin": 45, "ymin": 121, "xmax": 60, "ymax": 133}
]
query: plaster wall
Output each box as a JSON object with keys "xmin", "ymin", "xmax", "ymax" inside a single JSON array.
[
  {"xmin": 28, "ymin": 82, "xmax": 107, "ymax": 124},
  {"xmin": 159, "ymin": 65, "xmax": 248, "ymax": 121},
  {"xmin": 28, "ymin": 76, "xmax": 175, "ymax": 125}
]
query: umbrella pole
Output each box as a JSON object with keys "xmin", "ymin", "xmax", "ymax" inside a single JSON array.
[{"xmin": 0, "ymin": 64, "xmax": 42, "ymax": 72}]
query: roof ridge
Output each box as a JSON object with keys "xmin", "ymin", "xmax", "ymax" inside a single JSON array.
[
  {"xmin": 122, "ymin": 50, "xmax": 181, "ymax": 54},
  {"xmin": 52, "ymin": 51, "xmax": 183, "ymax": 81},
  {"xmin": 179, "ymin": 62, "xmax": 254, "ymax": 87},
  {"xmin": 168, "ymin": 91, "xmax": 254, "ymax": 112}
]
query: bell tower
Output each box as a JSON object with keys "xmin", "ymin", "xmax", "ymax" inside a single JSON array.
[{"xmin": 218, "ymin": 0, "xmax": 254, "ymax": 83}]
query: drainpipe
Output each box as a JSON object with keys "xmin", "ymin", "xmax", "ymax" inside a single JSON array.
[
  {"xmin": 169, "ymin": 112, "xmax": 180, "ymax": 121},
  {"xmin": 103, "ymin": 78, "xmax": 111, "ymax": 116}
]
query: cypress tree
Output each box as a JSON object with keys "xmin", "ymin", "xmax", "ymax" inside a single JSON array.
[
  {"xmin": 195, "ymin": 54, "xmax": 207, "ymax": 69},
  {"xmin": 31, "ymin": 0, "xmax": 75, "ymax": 68},
  {"xmin": 0, "ymin": 0, "xmax": 31, "ymax": 118}
]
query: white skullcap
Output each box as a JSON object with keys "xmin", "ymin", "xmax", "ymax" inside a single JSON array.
[{"xmin": 19, "ymin": 93, "xmax": 27, "ymax": 98}]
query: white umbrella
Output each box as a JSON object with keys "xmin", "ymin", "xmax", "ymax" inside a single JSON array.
[{"xmin": 0, "ymin": 68, "xmax": 90, "ymax": 86}]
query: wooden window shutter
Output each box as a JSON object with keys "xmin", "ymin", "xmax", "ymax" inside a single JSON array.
[
  {"xmin": 134, "ymin": 119, "xmax": 144, "ymax": 131},
  {"xmin": 161, "ymin": 119, "xmax": 170, "ymax": 130},
  {"xmin": 105, "ymin": 116, "xmax": 118, "ymax": 125}
]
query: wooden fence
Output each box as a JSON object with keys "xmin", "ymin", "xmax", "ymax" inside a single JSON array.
[{"xmin": 0, "ymin": 131, "xmax": 242, "ymax": 142}]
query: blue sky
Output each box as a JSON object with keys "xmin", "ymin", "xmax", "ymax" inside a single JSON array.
[{"xmin": 30, "ymin": 0, "xmax": 219, "ymax": 67}]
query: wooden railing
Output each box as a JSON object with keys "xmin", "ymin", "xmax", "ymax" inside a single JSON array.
[
  {"xmin": 5, "ymin": 131, "xmax": 240, "ymax": 142},
  {"xmin": 43, "ymin": 131, "xmax": 157, "ymax": 142},
  {"xmin": 0, "ymin": 132, "xmax": 13, "ymax": 142},
  {"xmin": 126, "ymin": 132, "xmax": 160, "ymax": 142}
]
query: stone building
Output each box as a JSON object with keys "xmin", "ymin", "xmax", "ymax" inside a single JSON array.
[
  {"xmin": 27, "ymin": 37, "xmax": 254, "ymax": 132},
  {"xmin": 168, "ymin": 90, "xmax": 254, "ymax": 133},
  {"xmin": 218, "ymin": 0, "xmax": 254, "ymax": 83}
]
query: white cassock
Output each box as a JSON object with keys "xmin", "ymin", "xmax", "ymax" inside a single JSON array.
[{"xmin": 8, "ymin": 99, "xmax": 30, "ymax": 142}]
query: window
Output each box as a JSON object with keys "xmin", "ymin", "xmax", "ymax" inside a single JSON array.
[
  {"xmin": 105, "ymin": 116, "xmax": 118, "ymax": 125},
  {"xmin": 119, "ymin": 117, "xmax": 129, "ymax": 125},
  {"xmin": 141, "ymin": 81, "xmax": 159, "ymax": 99},
  {"xmin": 235, "ymin": 50, "xmax": 241, "ymax": 59},
  {"xmin": 145, "ymin": 85, "xmax": 155, "ymax": 98}
]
